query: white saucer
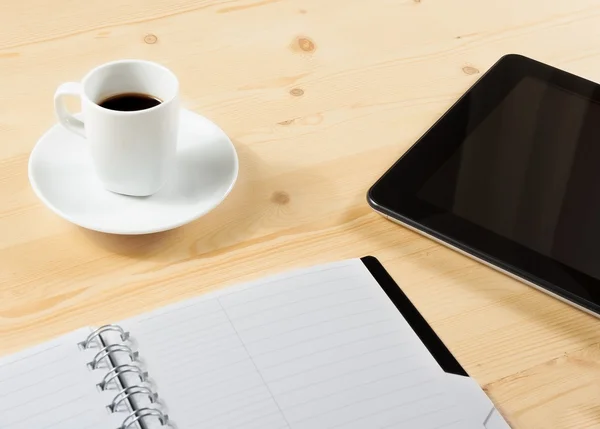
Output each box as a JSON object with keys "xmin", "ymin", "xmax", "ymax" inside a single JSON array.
[{"xmin": 28, "ymin": 109, "xmax": 238, "ymax": 235}]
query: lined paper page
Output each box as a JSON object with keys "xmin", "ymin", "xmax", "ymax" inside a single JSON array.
[
  {"xmin": 120, "ymin": 297, "xmax": 289, "ymax": 429},
  {"xmin": 219, "ymin": 260, "xmax": 460, "ymax": 429},
  {"xmin": 119, "ymin": 259, "xmax": 473, "ymax": 428},
  {"xmin": 0, "ymin": 328, "xmax": 122, "ymax": 429}
]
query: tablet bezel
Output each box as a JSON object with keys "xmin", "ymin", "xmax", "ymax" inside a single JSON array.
[{"xmin": 368, "ymin": 54, "xmax": 600, "ymax": 315}]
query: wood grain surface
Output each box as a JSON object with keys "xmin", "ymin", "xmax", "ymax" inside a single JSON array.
[{"xmin": 2, "ymin": 0, "xmax": 600, "ymax": 427}]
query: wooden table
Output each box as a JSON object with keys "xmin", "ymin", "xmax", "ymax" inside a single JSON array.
[{"xmin": 2, "ymin": 0, "xmax": 600, "ymax": 427}]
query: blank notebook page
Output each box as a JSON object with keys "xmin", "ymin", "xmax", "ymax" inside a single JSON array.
[
  {"xmin": 119, "ymin": 259, "xmax": 468, "ymax": 429},
  {"xmin": 0, "ymin": 328, "xmax": 122, "ymax": 429}
]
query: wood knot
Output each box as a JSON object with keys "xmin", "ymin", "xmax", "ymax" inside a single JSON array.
[
  {"xmin": 144, "ymin": 34, "xmax": 158, "ymax": 44},
  {"xmin": 290, "ymin": 88, "xmax": 304, "ymax": 97},
  {"xmin": 271, "ymin": 191, "xmax": 290, "ymax": 205},
  {"xmin": 462, "ymin": 66, "xmax": 480, "ymax": 75},
  {"xmin": 297, "ymin": 37, "xmax": 316, "ymax": 52}
]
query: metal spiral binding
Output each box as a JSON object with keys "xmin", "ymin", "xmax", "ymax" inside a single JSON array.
[
  {"xmin": 79, "ymin": 325, "xmax": 129, "ymax": 350},
  {"xmin": 121, "ymin": 408, "xmax": 169, "ymax": 429},
  {"xmin": 109, "ymin": 385, "xmax": 158, "ymax": 412},
  {"xmin": 98, "ymin": 364, "xmax": 148, "ymax": 391},
  {"xmin": 79, "ymin": 325, "xmax": 171, "ymax": 428},
  {"xmin": 88, "ymin": 344, "xmax": 139, "ymax": 370}
]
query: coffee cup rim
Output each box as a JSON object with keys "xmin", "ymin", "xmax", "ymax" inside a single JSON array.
[{"xmin": 81, "ymin": 59, "xmax": 179, "ymax": 115}]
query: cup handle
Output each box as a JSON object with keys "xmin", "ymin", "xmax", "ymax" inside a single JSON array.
[{"xmin": 54, "ymin": 82, "xmax": 85, "ymax": 138}]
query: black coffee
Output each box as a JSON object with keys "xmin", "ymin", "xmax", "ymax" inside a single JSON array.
[{"xmin": 99, "ymin": 93, "xmax": 162, "ymax": 111}]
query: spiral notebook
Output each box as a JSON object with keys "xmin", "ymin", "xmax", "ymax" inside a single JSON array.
[{"xmin": 0, "ymin": 257, "xmax": 510, "ymax": 429}]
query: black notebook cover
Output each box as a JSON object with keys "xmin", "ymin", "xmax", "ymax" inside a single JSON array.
[{"xmin": 361, "ymin": 256, "xmax": 468, "ymax": 377}]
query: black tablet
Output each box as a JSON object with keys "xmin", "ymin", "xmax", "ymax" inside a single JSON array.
[{"xmin": 368, "ymin": 54, "xmax": 600, "ymax": 316}]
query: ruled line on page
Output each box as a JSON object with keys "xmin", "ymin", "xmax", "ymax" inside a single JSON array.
[{"xmin": 218, "ymin": 297, "xmax": 291, "ymax": 429}]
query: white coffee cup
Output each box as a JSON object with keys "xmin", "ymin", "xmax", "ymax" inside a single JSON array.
[{"xmin": 54, "ymin": 59, "xmax": 180, "ymax": 197}]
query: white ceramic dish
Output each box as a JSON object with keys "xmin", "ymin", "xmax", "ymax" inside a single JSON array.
[{"xmin": 29, "ymin": 109, "xmax": 238, "ymax": 235}]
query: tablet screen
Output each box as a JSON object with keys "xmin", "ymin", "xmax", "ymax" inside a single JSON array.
[{"xmin": 417, "ymin": 76, "xmax": 600, "ymax": 280}]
